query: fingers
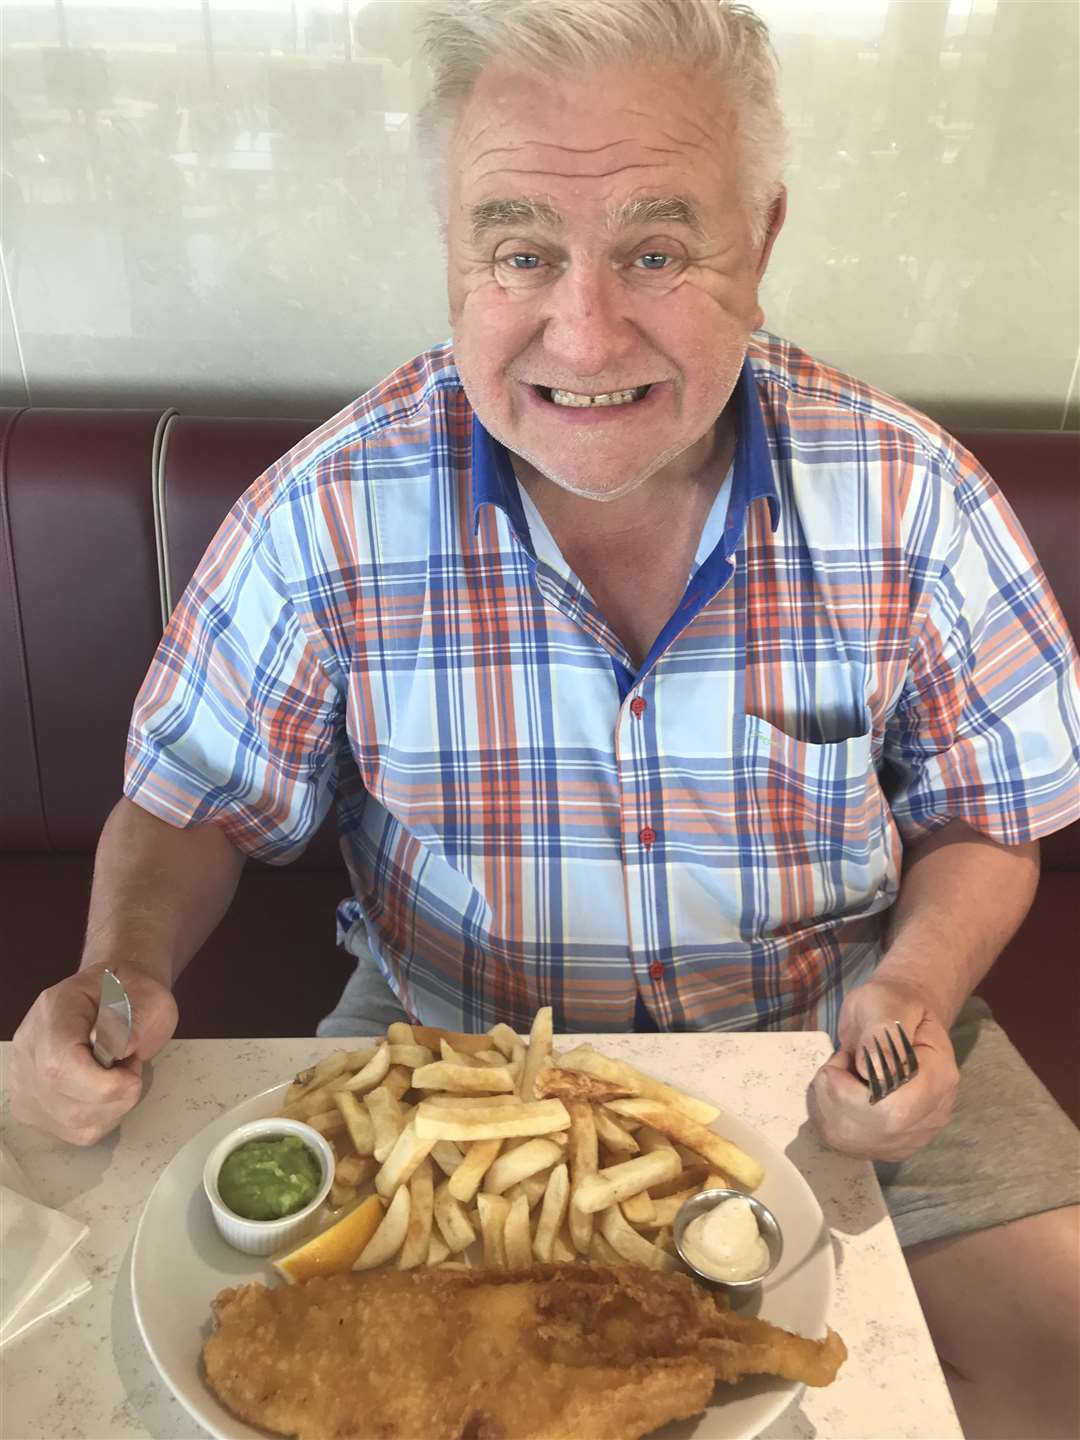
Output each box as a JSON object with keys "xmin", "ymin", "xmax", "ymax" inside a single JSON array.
[
  {"xmin": 809, "ymin": 1032, "xmax": 959, "ymax": 1163},
  {"xmin": 9, "ymin": 966, "xmax": 178, "ymax": 1146}
]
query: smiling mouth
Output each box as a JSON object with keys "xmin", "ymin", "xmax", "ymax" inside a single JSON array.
[{"xmin": 535, "ymin": 384, "xmax": 652, "ymax": 408}]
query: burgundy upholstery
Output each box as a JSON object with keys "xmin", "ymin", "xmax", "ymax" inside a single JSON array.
[{"xmin": 0, "ymin": 410, "xmax": 1075, "ymax": 1122}]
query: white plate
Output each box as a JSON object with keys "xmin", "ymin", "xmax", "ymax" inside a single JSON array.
[{"xmin": 132, "ymin": 1082, "xmax": 834, "ymax": 1440}]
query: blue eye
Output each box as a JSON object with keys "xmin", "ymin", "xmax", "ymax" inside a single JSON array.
[
  {"xmin": 507, "ymin": 254, "xmax": 540, "ymax": 269},
  {"xmin": 638, "ymin": 253, "xmax": 669, "ymax": 270}
]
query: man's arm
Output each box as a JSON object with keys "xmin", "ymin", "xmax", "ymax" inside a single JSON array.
[
  {"xmin": 810, "ymin": 818, "xmax": 1040, "ymax": 1161},
  {"xmin": 10, "ymin": 797, "xmax": 246, "ymax": 1144},
  {"xmin": 875, "ymin": 818, "xmax": 1040, "ymax": 1029},
  {"xmin": 80, "ymin": 796, "xmax": 246, "ymax": 986}
]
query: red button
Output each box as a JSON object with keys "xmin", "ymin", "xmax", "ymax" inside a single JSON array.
[
  {"xmin": 630, "ymin": 697, "xmax": 646, "ymax": 717},
  {"xmin": 649, "ymin": 961, "xmax": 665, "ymax": 981},
  {"xmin": 639, "ymin": 826, "xmax": 656, "ymax": 849}
]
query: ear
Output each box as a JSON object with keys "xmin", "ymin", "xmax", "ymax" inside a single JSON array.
[{"xmin": 754, "ymin": 186, "xmax": 787, "ymax": 280}]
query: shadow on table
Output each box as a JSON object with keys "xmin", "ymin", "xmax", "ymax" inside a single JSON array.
[{"xmin": 785, "ymin": 1116, "xmax": 890, "ymax": 1251}]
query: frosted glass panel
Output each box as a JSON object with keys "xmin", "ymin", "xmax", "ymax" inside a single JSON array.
[{"xmin": 1, "ymin": 0, "xmax": 1076, "ymax": 430}]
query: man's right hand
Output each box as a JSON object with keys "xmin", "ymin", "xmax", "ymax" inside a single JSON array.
[{"xmin": 9, "ymin": 963, "xmax": 178, "ymax": 1145}]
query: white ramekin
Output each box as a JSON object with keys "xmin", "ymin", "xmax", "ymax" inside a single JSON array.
[{"xmin": 202, "ymin": 1117, "xmax": 336, "ymax": 1257}]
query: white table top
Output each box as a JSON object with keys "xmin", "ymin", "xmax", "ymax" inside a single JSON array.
[{"xmin": 0, "ymin": 1033, "xmax": 961, "ymax": 1440}]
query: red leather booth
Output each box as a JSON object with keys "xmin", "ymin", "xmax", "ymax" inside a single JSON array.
[{"xmin": 1, "ymin": 407, "xmax": 1076, "ymax": 1122}]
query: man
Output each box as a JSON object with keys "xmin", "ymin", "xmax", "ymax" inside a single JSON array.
[{"xmin": 11, "ymin": 2, "xmax": 1079, "ymax": 1434}]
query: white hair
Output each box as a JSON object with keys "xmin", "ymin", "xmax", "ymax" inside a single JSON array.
[{"xmin": 417, "ymin": 0, "xmax": 787, "ymax": 246}]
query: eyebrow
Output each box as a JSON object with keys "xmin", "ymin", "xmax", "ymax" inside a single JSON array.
[{"xmin": 469, "ymin": 194, "xmax": 703, "ymax": 241}]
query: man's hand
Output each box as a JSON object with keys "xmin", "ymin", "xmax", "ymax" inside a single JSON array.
[
  {"xmin": 9, "ymin": 962, "xmax": 178, "ymax": 1146},
  {"xmin": 809, "ymin": 978, "xmax": 959, "ymax": 1162}
]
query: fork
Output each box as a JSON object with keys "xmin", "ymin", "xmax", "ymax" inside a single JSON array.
[{"xmin": 861, "ymin": 1022, "xmax": 919, "ymax": 1104}]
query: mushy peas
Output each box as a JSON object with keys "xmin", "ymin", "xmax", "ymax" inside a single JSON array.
[{"xmin": 218, "ymin": 1135, "xmax": 322, "ymax": 1221}]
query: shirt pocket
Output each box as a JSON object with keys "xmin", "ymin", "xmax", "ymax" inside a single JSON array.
[{"xmin": 738, "ymin": 712, "xmax": 896, "ymax": 938}]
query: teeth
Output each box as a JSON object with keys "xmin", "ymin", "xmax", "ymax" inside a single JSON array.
[{"xmin": 549, "ymin": 386, "xmax": 647, "ymax": 408}]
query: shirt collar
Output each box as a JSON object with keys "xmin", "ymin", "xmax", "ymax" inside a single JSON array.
[{"xmin": 469, "ymin": 353, "xmax": 780, "ymax": 544}]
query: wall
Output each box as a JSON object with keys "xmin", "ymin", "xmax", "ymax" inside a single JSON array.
[{"xmin": 1, "ymin": 0, "xmax": 1077, "ymax": 431}]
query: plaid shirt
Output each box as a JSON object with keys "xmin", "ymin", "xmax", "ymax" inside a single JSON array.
[{"xmin": 125, "ymin": 333, "xmax": 1080, "ymax": 1035}]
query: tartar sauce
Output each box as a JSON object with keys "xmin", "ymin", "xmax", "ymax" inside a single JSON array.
[{"xmin": 681, "ymin": 1196, "xmax": 770, "ymax": 1282}]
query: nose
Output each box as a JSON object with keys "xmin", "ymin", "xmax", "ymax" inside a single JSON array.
[{"xmin": 540, "ymin": 263, "xmax": 636, "ymax": 379}]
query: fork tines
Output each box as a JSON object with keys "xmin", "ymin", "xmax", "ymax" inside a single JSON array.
[{"xmin": 863, "ymin": 1021, "xmax": 919, "ymax": 1105}]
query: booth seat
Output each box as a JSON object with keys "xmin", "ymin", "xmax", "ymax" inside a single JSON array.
[{"xmin": 1, "ymin": 407, "xmax": 1076, "ymax": 1122}]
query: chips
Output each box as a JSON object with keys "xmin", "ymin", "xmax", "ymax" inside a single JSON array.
[{"xmin": 272, "ymin": 1004, "xmax": 765, "ymax": 1275}]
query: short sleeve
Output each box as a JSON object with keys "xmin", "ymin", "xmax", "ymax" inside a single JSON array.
[
  {"xmin": 883, "ymin": 446, "xmax": 1080, "ymax": 845},
  {"xmin": 124, "ymin": 489, "xmax": 344, "ymax": 864}
]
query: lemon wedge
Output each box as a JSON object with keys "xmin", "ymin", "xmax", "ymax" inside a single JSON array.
[{"xmin": 271, "ymin": 1194, "xmax": 385, "ymax": 1283}]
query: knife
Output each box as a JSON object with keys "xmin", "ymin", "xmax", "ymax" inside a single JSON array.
[{"xmin": 90, "ymin": 969, "xmax": 133, "ymax": 1069}]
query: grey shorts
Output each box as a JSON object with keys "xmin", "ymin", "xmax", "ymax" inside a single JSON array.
[{"xmin": 318, "ymin": 959, "xmax": 1079, "ymax": 1249}]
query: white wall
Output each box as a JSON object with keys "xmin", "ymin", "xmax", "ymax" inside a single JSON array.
[{"xmin": 2, "ymin": 0, "xmax": 1077, "ymax": 431}]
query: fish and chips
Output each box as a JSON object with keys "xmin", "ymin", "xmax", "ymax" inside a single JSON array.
[{"xmin": 200, "ymin": 1009, "xmax": 847, "ymax": 1438}]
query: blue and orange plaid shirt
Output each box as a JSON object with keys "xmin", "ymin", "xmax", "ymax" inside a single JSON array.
[{"xmin": 125, "ymin": 333, "xmax": 1080, "ymax": 1035}]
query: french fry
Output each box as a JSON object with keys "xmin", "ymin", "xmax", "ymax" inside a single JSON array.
[
  {"xmin": 365, "ymin": 1084, "xmax": 405, "ymax": 1163},
  {"xmin": 535, "ymin": 1066, "xmax": 633, "ymax": 1105},
  {"xmin": 433, "ymin": 1182, "xmax": 477, "ymax": 1254},
  {"xmin": 587, "ymin": 1230, "xmax": 624, "ymax": 1265},
  {"xmin": 411, "ymin": 1025, "xmax": 493, "ymax": 1056},
  {"xmin": 571, "ymin": 1150, "xmax": 682, "ymax": 1216},
  {"xmin": 509, "ymin": 1041, "xmax": 526, "ymax": 1088},
  {"xmin": 440, "ymin": 1039, "xmax": 480, "ymax": 1067},
  {"xmin": 482, "ymin": 1138, "xmax": 564, "ymax": 1196},
  {"xmin": 430, "ymin": 1140, "xmax": 466, "ymax": 1175},
  {"xmin": 386, "ymin": 1022, "xmax": 415, "ymax": 1045},
  {"xmin": 634, "ymin": 1123, "xmax": 680, "ymax": 1156},
  {"xmin": 605, "ymin": 1098, "xmax": 764, "ymax": 1190},
  {"xmin": 280, "ymin": 1077, "xmax": 352, "ymax": 1121},
  {"xmin": 412, "ymin": 1061, "xmax": 515, "ymax": 1095},
  {"xmin": 330, "ymin": 1182, "xmax": 359, "ymax": 1209},
  {"xmin": 504, "ymin": 1192, "xmax": 533, "ymax": 1269},
  {"xmin": 423, "ymin": 1094, "xmax": 521, "ymax": 1109},
  {"xmin": 398, "ymin": 1157, "xmax": 434, "ymax": 1270},
  {"xmin": 649, "ymin": 1163, "xmax": 710, "ymax": 1199},
  {"xmin": 342, "ymin": 1044, "xmax": 392, "ymax": 1094},
  {"xmin": 427, "ymin": 1231, "xmax": 450, "ymax": 1266},
  {"xmin": 304, "ymin": 1108, "xmax": 347, "ymax": 1139},
  {"xmin": 560, "ymin": 1046, "xmax": 720, "ymax": 1126},
  {"xmin": 518, "ymin": 1006, "xmax": 553, "ymax": 1101},
  {"xmin": 566, "ymin": 1100, "xmax": 597, "ymax": 1254},
  {"xmin": 375, "ymin": 1119, "xmax": 436, "ymax": 1198},
  {"xmin": 599, "ymin": 1204, "xmax": 678, "ymax": 1271},
  {"xmin": 288, "ymin": 1049, "xmax": 372, "ymax": 1104},
  {"xmin": 621, "ymin": 1189, "xmax": 656, "ymax": 1225},
  {"xmin": 383, "ymin": 1065, "xmax": 413, "ymax": 1101},
  {"xmin": 476, "ymin": 1193, "xmax": 510, "ymax": 1267},
  {"xmin": 506, "ymin": 1171, "xmax": 551, "ymax": 1209},
  {"xmin": 352, "ymin": 1189, "xmax": 408, "ymax": 1270},
  {"xmin": 551, "ymin": 1228, "xmax": 576, "ymax": 1263},
  {"xmin": 335, "ymin": 1154, "xmax": 377, "ymax": 1189},
  {"xmin": 593, "ymin": 1107, "xmax": 640, "ymax": 1155},
  {"xmin": 532, "ymin": 1163, "xmax": 570, "ymax": 1262},
  {"xmin": 415, "ymin": 1099, "xmax": 570, "ymax": 1143},
  {"xmin": 476, "ymin": 1049, "xmax": 509, "ymax": 1066},
  {"xmin": 447, "ymin": 1138, "xmax": 503, "ymax": 1204},
  {"xmin": 333, "ymin": 1090, "xmax": 376, "ymax": 1156},
  {"xmin": 486, "ymin": 1023, "xmax": 519, "ymax": 1058},
  {"xmin": 386, "ymin": 1044, "xmax": 435, "ymax": 1069}
]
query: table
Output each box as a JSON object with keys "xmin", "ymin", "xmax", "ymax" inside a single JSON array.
[{"xmin": 0, "ymin": 1034, "xmax": 962, "ymax": 1439}]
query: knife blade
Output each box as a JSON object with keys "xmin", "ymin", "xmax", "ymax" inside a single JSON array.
[{"xmin": 90, "ymin": 969, "xmax": 133, "ymax": 1069}]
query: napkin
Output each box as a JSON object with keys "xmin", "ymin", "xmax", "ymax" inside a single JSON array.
[{"xmin": 0, "ymin": 1141, "xmax": 91, "ymax": 1347}]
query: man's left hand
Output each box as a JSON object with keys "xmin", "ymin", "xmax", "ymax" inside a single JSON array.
[{"xmin": 808, "ymin": 978, "xmax": 960, "ymax": 1162}]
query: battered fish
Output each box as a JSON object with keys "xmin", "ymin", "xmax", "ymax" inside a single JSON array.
[{"xmin": 203, "ymin": 1263, "xmax": 845, "ymax": 1440}]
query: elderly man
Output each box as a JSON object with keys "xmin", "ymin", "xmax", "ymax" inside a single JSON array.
[{"xmin": 11, "ymin": 1, "xmax": 1079, "ymax": 1433}]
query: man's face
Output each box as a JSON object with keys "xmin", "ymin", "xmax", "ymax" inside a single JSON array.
[{"xmin": 447, "ymin": 60, "xmax": 784, "ymax": 502}]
